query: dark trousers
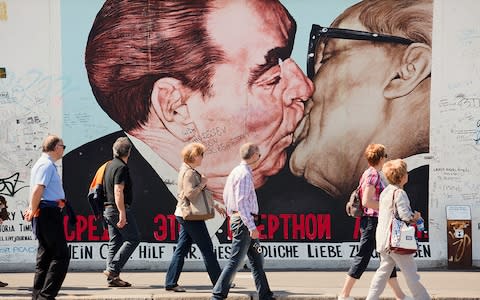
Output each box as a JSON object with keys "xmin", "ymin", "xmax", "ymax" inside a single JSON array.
[
  {"xmin": 104, "ymin": 207, "xmax": 140, "ymax": 279},
  {"xmin": 348, "ymin": 216, "xmax": 397, "ymax": 279},
  {"xmin": 32, "ymin": 207, "xmax": 70, "ymax": 300},
  {"xmin": 212, "ymin": 216, "xmax": 273, "ymax": 300},
  {"xmin": 165, "ymin": 216, "xmax": 221, "ymax": 288}
]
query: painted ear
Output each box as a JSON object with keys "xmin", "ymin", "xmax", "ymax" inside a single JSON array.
[
  {"xmin": 384, "ymin": 43, "xmax": 431, "ymax": 99},
  {"xmin": 150, "ymin": 78, "xmax": 195, "ymax": 141}
]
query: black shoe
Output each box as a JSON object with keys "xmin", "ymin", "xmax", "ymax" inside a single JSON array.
[
  {"xmin": 0, "ymin": 281, "xmax": 7, "ymax": 288},
  {"xmin": 165, "ymin": 285, "xmax": 186, "ymax": 292},
  {"xmin": 262, "ymin": 292, "xmax": 276, "ymax": 300},
  {"xmin": 108, "ymin": 277, "xmax": 132, "ymax": 287}
]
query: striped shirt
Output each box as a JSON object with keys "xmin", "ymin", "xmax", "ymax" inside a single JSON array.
[
  {"xmin": 223, "ymin": 161, "xmax": 259, "ymax": 231},
  {"xmin": 359, "ymin": 166, "xmax": 385, "ymax": 217}
]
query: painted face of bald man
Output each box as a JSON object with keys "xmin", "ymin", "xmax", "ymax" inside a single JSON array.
[{"xmin": 290, "ymin": 2, "xmax": 431, "ymax": 198}]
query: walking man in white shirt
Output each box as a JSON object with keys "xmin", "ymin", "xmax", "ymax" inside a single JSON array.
[{"xmin": 211, "ymin": 143, "xmax": 275, "ymax": 300}]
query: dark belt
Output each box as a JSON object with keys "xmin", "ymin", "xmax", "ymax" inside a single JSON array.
[
  {"xmin": 40, "ymin": 200, "xmax": 77, "ymax": 224},
  {"xmin": 40, "ymin": 200, "xmax": 65, "ymax": 209},
  {"xmin": 34, "ymin": 200, "xmax": 77, "ymax": 234}
]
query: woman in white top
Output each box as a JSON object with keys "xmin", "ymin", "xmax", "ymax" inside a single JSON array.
[{"xmin": 366, "ymin": 159, "xmax": 430, "ymax": 300}]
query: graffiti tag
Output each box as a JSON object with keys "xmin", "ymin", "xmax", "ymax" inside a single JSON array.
[{"xmin": 0, "ymin": 173, "xmax": 28, "ymax": 197}]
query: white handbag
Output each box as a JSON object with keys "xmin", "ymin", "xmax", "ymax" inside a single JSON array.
[{"xmin": 389, "ymin": 189, "xmax": 418, "ymax": 254}]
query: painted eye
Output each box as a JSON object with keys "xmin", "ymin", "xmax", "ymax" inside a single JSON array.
[{"xmin": 263, "ymin": 76, "xmax": 281, "ymax": 86}]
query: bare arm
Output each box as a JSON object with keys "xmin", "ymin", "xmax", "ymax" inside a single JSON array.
[
  {"xmin": 361, "ymin": 184, "xmax": 379, "ymax": 210},
  {"xmin": 25, "ymin": 184, "xmax": 44, "ymax": 222},
  {"xmin": 114, "ymin": 183, "xmax": 127, "ymax": 228}
]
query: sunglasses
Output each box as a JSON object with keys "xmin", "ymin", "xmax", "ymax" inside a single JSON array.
[
  {"xmin": 307, "ymin": 24, "xmax": 415, "ymax": 79},
  {"xmin": 57, "ymin": 144, "xmax": 66, "ymax": 150}
]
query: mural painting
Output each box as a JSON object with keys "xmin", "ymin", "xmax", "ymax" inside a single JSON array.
[{"xmin": 5, "ymin": 0, "xmax": 466, "ymax": 269}]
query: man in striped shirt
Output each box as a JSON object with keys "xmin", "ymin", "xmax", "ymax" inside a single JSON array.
[{"xmin": 211, "ymin": 143, "xmax": 275, "ymax": 300}]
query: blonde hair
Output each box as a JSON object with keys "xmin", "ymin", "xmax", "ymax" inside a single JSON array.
[
  {"xmin": 364, "ymin": 143, "xmax": 386, "ymax": 166},
  {"xmin": 382, "ymin": 159, "xmax": 407, "ymax": 185},
  {"xmin": 181, "ymin": 142, "xmax": 206, "ymax": 164}
]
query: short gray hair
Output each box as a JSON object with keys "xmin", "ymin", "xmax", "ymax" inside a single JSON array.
[
  {"xmin": 112, "ymin": 137, "xmax": 132, "ymax": 158},
  {"xmin": 239, "ymin": 143, "xmax": 259, "ymax": 160}
]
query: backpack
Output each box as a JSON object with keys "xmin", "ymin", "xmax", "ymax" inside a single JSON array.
[
  {"xmin": 87, "ymin": 161, "xmax": 110, "ymax": 221},
  {"xmin": 346, "ymin": 170, "xmax": 383, "ymax": 217},
  {"xmin": 345, "ymin": 185, "xmax": 363, "ymax": 217}
]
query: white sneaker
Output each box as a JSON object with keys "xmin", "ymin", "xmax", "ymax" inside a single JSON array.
[{"xmin": 338, "ymin": 296, "xmax": 354, "ymax": 300}]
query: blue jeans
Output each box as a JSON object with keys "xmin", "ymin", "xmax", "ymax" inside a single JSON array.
[
  {"xmin": 211, "ymin": 216, "xmax": 273, "ymax": 300},
  {"xmin": 104, "ymin": 207, "xmax": 140, "ymax": 277},
  {"xmin": 348, "ymin": 216, "xmax": 397, "ymax": 279},
  {"xmin": 165, "ymin": 216, "xmax": 221, "ymax": 288}
]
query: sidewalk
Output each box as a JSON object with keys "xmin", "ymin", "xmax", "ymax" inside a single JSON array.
[{"xmin": 0, "ymin": 270, "xmax": 479, "ymax": 300}]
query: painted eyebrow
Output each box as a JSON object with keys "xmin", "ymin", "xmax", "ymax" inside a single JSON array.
[{"xmin": 248, "ymin": 46, "xmax": 291, "ymax": 87}]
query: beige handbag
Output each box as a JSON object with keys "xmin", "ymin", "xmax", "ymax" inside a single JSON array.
[{"xmin": 179, "ymin": 169, "xmax": 215, "ymax": 221}]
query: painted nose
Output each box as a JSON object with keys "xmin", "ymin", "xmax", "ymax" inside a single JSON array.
[{"xmin": 281, "ymin": 58, "xmax": 314, "ymax": 106}]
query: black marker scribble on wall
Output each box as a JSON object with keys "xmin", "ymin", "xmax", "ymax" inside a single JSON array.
[{"xmin": 0, "ymin": 173, "xmax": 28, "ymax": 197}]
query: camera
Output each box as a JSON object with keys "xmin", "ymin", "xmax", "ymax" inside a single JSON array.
[{"xmin": 252, "ymin": 240, "xmax": 262, "ymax": 254}]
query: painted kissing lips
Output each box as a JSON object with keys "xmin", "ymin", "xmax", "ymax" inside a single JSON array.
[
  {"xmin": 256, "ymin": 132, "xmax": 292, "ymax": 167},
  {"xmin": 273, "ymin": 132, "xmax": 293, "ymax": 152},
  {"xmin": 293, "ymin": 114, "xmax": 309, "ymax": 145}
]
